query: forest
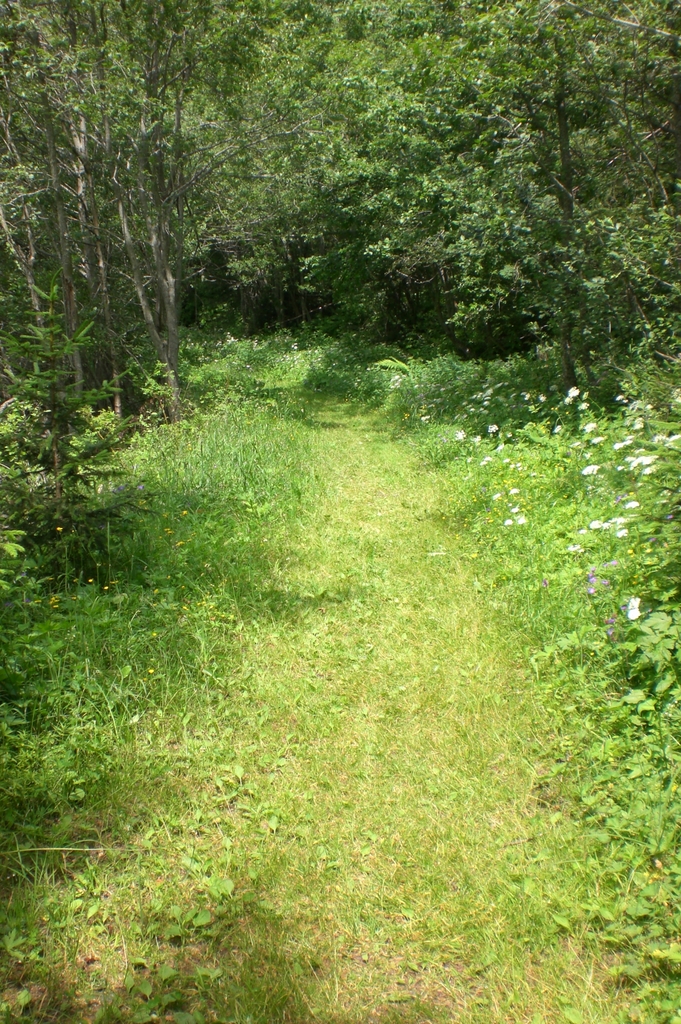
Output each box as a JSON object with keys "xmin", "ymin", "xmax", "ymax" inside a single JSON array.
[{"xmin": 2, "ymin": 1, "xmax": 681, "ymax": 1022}]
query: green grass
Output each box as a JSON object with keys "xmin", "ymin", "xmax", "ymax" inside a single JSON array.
[{"xmin": 0, "ymin": 393, "xmax": 629, "ymax": 1024}]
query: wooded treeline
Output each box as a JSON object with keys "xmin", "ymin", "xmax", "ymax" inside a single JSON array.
[{"xmin": 2, "ymin": 0, "xmax": 681, "ymax": 415}]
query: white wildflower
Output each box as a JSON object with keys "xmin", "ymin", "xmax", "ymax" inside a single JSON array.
[
  {"xmin": 492, "ymin": 493, "xmax": 502, "ymax": 500},
  {"xmin": 553, "ymin": 424, "xmax": 562, "ymax": 434},
  {"xmin": 488, "ymin": 424, "xmax": 499, "ymax": 434},
  {"xmin": 567, "ymin": 544, "xmax": 583, "ymax": 552},
  {"xmin": 583, "ymin": 423, "xmax": 598, "ymax": 433},
  {"xmin": 582, "ymin": 465, "xmax": 600, "ymax": 476},
  {"xmin": 632, "ymin": 419, "xmax": 644, "ymax": 430},
  {"xmin": 568, "ymin": 387, "xmax": 580, "ymax": 398},
  {"xmin": 624, "ymin": 501, "xmax": 639, "ymax": 509},
  {"xmin": 480, "ymin": 456, "xmax": 493, "ymax": 465},
  {"xmin": 590, "ymin": 436, "xmax": 605, "ymax": 444},
  {"xmin": 538, "ymin": 394, "xmax": 546, "ymax": 403},
  {"xmin": 509, "ymin": 488, "xmax": 520, "ymax": 494},
  {"xmin": 473, "ymin": 436, "xmax": 482, "ymax": 444},
  {"xmin": 455, "ymin": 430, "xmax": 466, "ymax": 440},
  {"xmin": 589, "ymin": 520, "xmax": 603, "ymax": 530},
  {"xmin": 516, "ymin": 516, "xmax": 527, "ymax": 525},
  {"xmin": 504, "ymin": 519, "xmax": 513, "ymax": 526},
  {"xmin": 626, "ymin": 597, "xmax": 641, "ymax": 621},
  {"xmin": 510, "ymin": 506, "xmax": 520, "ymax": 513},
  {"xmin": 613, "ymin": 438, "xmax": 633, "ymax": 450},
  {"xmin": 616, "ymin": 529, "xmax": 628, "ymax": 538},
  {"xmin": 578, "ymin": 529, "xmax": 587, "ymax": 534}
]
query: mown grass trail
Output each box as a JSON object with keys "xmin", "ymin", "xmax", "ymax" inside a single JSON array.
[
  {"xmin": 207, "ymin": 399, "xmax": 622, "ymax": 1024},
  {"xmin": 8, "ymin": 399, "xmax": 626, "ymax": 1024}
]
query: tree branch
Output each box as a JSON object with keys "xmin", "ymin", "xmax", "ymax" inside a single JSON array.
[{"xmin": 549, "ymin": 1, "xmax": 680, "ymax": 44}]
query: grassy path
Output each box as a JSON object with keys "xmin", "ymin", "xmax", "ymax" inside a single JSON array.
[{"xmin": 25, "ymin": 401, "xmax": 625, "ymax": 1023}]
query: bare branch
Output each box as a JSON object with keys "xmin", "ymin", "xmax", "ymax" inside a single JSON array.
[{"xmin": 549, "ymin": 1, "xmax": 680, "ymax": 45}]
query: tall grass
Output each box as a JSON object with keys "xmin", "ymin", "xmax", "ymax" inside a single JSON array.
[
  {"xmin": 382, "ymin": 358, "xmax": 681, "ymax": 1020},
  {"xmin": 0, "ymin": 403, "xmax": 314, "ymax": 845}
]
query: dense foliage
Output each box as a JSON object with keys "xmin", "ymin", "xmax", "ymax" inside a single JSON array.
[{"xmin": 4, "ymin": 1, "xmax": 681, "ymax": 394}]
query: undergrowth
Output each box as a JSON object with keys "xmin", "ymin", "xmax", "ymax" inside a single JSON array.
[
  {"xmin": 3, "ymin": 322, "xmax": 681, "ymax": 1022},
  {"xmin": 374, "ymin": 352, "xmax": 681, "ymax": 1023},
  {"xmin": 0, "ymin": 399, "xmax": 314, "ymax": 1021}
]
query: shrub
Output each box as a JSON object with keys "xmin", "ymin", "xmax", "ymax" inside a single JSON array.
[{"xmin": 0, "ymin": 281, "xmax": 136, "ymax": 573}]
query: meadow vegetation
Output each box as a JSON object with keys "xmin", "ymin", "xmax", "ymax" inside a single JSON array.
[
  {"xmin": 0, "ymin": 331, "xmax": 678, "ymax": 1024},
  {"xmin": 4, "ymin": 1, "xmax": 681, "ymax": 1022}
]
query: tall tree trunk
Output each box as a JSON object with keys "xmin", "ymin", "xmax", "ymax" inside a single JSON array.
[
  {"xmin": 0, "ymin": 203, "xmax": 42, "ymax": 315},
  {"xmin": 671, "ymin": 71, "xmax": 681, "ymax": 193},
  {"xmin": 556, "ymin": 90, "xmax": 578, "ymax": 391},
  {"xmin": 0, "ymin": 108, "xmax": 42, "ymax": 314},
  {"xmin": 45, "ymin": 102, "xmax": 83, "ymax": 392},
  {"xmin": 72, "ymin": 116, "xmax": 123, "ymax": 415},
  {"xmin": 116, "ymin": 188, "xmax": 181, "ymax": 420}
]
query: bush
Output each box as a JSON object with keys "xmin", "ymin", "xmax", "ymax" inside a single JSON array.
[{"xmin": 0, "ymin": 282, "xmax": 137, "ymax": 573}]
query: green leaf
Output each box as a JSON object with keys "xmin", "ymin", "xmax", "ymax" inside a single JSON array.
[
  {"xmin": 563, "ymin": 1009, "xmax": 583, "ymax": 1024},
  {"xmin": 195, "ymin": 966, "xmax": 223, "ymax": 981},
  {"xmin": 552, "ymin": 914, "xmax": 571, "ymax": 930},
  {"xmin": 173, "ymin": 1013, "xmax": 196, "ymax": 1024},
  {"xmin": 208, "ymin": 877, "xmax": 234, "ymax": 900},
  {"xmin": 158, "ymin": 965, "xmax": 178, "ymax": 982},
  {"xmin": 192, "ymin": 909, "xmax": 212, "ymax": 927},
  {"xmin": 651, "ymin": 943, "xmax": 681, "ymax": 963}
]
